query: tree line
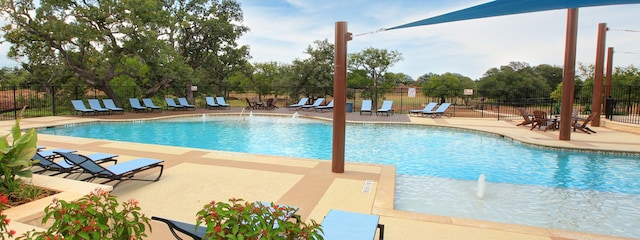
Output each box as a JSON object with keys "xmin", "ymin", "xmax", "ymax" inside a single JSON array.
[{"xmin": 1, "ymin": 0, "xmax": 638, "ymax": 108}]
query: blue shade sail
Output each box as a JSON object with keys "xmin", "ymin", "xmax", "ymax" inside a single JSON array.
[{"xmin": 386, "ymin": 0, "xmax": 640, "ymax": 30}]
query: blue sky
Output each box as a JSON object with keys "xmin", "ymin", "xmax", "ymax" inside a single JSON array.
[{"xmin": 1, "ymin": 0, "xmax": 639, "ymax": 80}]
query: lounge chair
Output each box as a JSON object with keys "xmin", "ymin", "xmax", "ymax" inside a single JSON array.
[
  {"xmin": 215, "ymin": 97, "xmax": 230, "ymax": 109},
  {"xmin": 376, "ymin": 100, "xmax": 394, "ymax": 116},
  {"xmin": 572, "ymin": 112, "xmax": 597, "ymax": 134},
  {"xmin": 56, "ymin": 151, "xmax": 164, "ymax": 187},
  {"xmin": 152, "ymin": 201, "xmax": 299, "ymax": 240},
  {"xmin": 32, "ymin": 152, "xmax": 118, "ymax": 176},
  {"xmin": 178, "ymin": 98, "xmax": 196, "ymax": 110},
  {"xmin": 102, "ymin": 99, "xmax": 124, "ymax": 114},
  {"xmin": 409, "ymin": 102, "xmax": 437, "ymax": 116},
  {"xmin": 321, "ymin": 209, "xmax": 384, "ymax": 240},
  {"xmin": 129, "ymin": 98, "xmax": 148, "ymax": 112},
  {"xmin": 71, "ymin": 100, "xmax": 97, "ymax": 116},
  {"xmin": 288, "ymin": 97, "xmax": 309, "ymax": 110},
  {"xmin": 205, "ymin": 97, "xmax": 220, "ymax": 109},
  {"xmin": 37, "ymin": 148, "xmax": 77, "ymax": 160},
  {"xmin": 314, "ymin": 99, "xmax": 334, "ymax": 112},
  {"xmin": 360, "ymin": 100, "xmax": 372, "ymax": 115},
  {"xmin": 87, "ymin": 99, "xmax": 111, "ymax": 114},
  {"xmin": 165, "ymin": 98, "xmax": 186, "ymax": 111},
  {"xmin": 244, "ymin": 97, "xmax": 257, "ymax": 110},
  {"xmin": 142, "ymin": 98, "xmax": 163, "ymax": 112},
  {"xmin": 301, "ymin": 98, "xmax": 324, "ymax": 111},
  {"xmin": 516, "ymin": 107, "xmax": 534, "ymax": 126},
  {"xmin": 422, "ymin": 102, "xmax": 451, "ymax": 118}
]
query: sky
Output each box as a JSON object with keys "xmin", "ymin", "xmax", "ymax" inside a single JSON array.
[{"xmin": 1, "ymin": 0, "xmax": 639, "ymax": 80}]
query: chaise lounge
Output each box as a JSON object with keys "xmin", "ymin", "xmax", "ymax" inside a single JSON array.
[
  {"xmin": 143, "ymin": 98, "xmax": 163, "ymax": 112},
  {"xmin": 102, "ymin": 99, "xmax": 124, "ymax": 114},
  {"xmin": 360, "ymin": 100, "xmax": 372, "ymax": 115},
  {"xmin": 409, "ymin": 102, "xmax": 437, "ymax": 116},
  {"xmin": 178, "ymin": 98, "xmax": 196, "ymax": 110},
  {"xmin": 71, "ymin": 100, "xmax": 97, "ymax": 116},
  {"xmin": 321, "ymin": 209, "xmax": 384, "ymax": 240},
  {"xmin": 129, "ymin": 98, "xmax": 148, "ymax": 112},
  {"xmin": 165, "ymin": 98, "xmax": 186, "ymax": 111},
  {"xmin": 288, "ymin": 97, "xmax": 309, "ymax": 110},
  {"xmin": 376, "ymin": 100, "xmax": 394, "ymax": 116},
  {"xmin": 56, "ymin": 151, "xmax": 164, "ymax": 188},
  {"xmin": 32, "ymin": 152, "xmax": 118, "ymax": 177}
]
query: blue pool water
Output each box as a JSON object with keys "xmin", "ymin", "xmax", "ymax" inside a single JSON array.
[{"xmin": 39, "ymin": 115, "xmax": 640, "ymax": 238}]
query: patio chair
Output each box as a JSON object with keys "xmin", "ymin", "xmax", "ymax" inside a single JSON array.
[
  {"xmin": 301, "ymin": 98, "xmax": 324, "ymax": 111},
  {"xmin": 376, "ymin": 100, "xmax": 394, "ymax": 116},
  {"xmin": 129, "ymin": 98, "xmax": 148, "ymax": 112},
  {"xmin": 55, "ymin": 151, "xmax": 164, "ymax": 188},
  {"xmin": 165, "ymin": 98, "xmax": 186, "ymax": 111},
  {"xmin": 422, "ymin": 102, "xmax": 451, "ymax": 118},
  {"xmin": 572, "ymin": 112, "xmax": 597, "ymax": 134},
  {"xmin": 71, "ymin": 100, "xmax": 97, "ymax": 116},
  {"xmin": 205, "ymin": 97, "xmax": 220, "ymax": 109},
  {"xmin": 178, "ymin": 98, "xmax": 196, "ymax": 110},
  {"xmin": 32, "ymin": 152, "xmax": 118, "ymax": 177},
  {"xmin": 409, "ymin": 102, "xmax": 437, "ymax": 116},
  {"xmin": 245, "ymin": 97, "xmax": 257, "ymax": 110},
  {"xmin": 215, "ymin": 97, "xmax": 230, "ymax": 109},
  {"xmin": 530, "ymin": 110, "xmax": 555, "ymax": 131},
  {"xmin": 360, "ymin": 100, "xmax": 372, "ymax": 115},
  {"xmin": 87, "ymin": 99, "xmax": 111, "ymax": 115},
  {"xmin": 142, "ymin": 98, "xmax": 163, "ymax": 112},
  {"xmin": 288, "ymin": 97, "xmax": 309, "ymax": 110},
  {"xmin": 102, "ymin": 99, "xmax": 124, "ymax": 114},
  {"xmin": 314, "ymin": 99, "xmax": 334, "ymax": 112},
  {"xmin": 516, "ymin": 107, "xmax": 534, "ymax": 126},
  {"xmin": 320, "ymin": 209, "xmax": 384, "ymax": 240}
]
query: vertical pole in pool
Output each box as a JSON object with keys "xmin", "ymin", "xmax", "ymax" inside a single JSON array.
[
  {"xmin": 477, "ymin": 174, "xmax": 486, "ymax": 199},
  {"xmin": 332, "ymin": 21, "xmax": 351, "ymax": 173}
]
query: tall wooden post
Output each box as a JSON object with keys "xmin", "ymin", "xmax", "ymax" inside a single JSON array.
[
  {"xmin": 605, "ymin": 47, "xmax": 614, "ymax": 100},
  {"xmin": 591, "ymin": 23, "xmax": 607, "ymax": 126},
  {"xmin": 559, "ymin": 9, "xmax": 579, "ymax": 141},
  {"xmin": 332, "ymin": 22, "xmax": 351, "ymax": 173}
]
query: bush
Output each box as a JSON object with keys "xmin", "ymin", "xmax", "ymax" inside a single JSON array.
[{"xmin": 195, "ymin": 198, "xmax": 323, "ymax": 240}]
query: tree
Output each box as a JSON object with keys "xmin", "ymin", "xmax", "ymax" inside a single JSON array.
[
  {"xmin": 477, "ymin": 61, "xmax": 550, "ymax": 102},
  {"xmin": 165, "ymin": 0, "xmax": 250, "ymax": 99},
  {"xmin": 1, "ymin": 0, "xmax": 171, "ymax": 105},
  {"xmin": 533, "ymin": 64, "xmax": 563, "ymax": 90},
  {"xmin": 348, "ymin": 47, "xmax": 403, "ymax": 109},
  {"xmin": 420, "ymin": 72, "xmax": 474, "ymax": 104},
  {"xmin": 284, "ymin": 39, "xmax": 334, "ymax": 99}
]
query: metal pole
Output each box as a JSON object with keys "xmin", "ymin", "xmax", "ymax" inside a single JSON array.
[
  {"xmin": 559, "ymin": 9, "xmax": 579, "ymax": 141},
  {"xmin": 591, "ymin": 23, "xmax": 607, "ymax": 126},
  {"xmin": 332, "ymin": 22, "xmax": 351, "ymax": 173}
]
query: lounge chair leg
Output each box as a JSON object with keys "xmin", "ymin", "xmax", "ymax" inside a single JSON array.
[{"xmin": 378, "ymin": 223, "xmax": 385, "ymax": 240}]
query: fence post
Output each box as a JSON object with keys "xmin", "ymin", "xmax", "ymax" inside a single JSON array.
[
  {"xmin": 12, "ymin": 86, "xmax": 17, "ymax": 119},
  {"xmin": 52, "ymin": 85, "xmax": 57, "ymax": 116}
]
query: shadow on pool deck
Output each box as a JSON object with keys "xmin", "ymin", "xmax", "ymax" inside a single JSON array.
[{"xmin": 3, "ymin": 108, "xmax": 639, "ymax": 240}]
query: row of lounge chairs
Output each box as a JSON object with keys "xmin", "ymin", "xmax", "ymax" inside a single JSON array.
[
  {"xmin": 408, "ymin": 102, "xmax": 451, "ymax": 117},
  {"xmin": 32, "ymin": 148, "xmax": 164, "ymax": 188},
  {"xmin": 72, "ymin": 99, "xmax": 124, "ymax": 115},
  {"xmin": 288, "ymin": 97, "xmax": 335, "ymax": 112},
  {"xmin": 359, "ymin": 100, "xmax": 394, "ymax": 116}
]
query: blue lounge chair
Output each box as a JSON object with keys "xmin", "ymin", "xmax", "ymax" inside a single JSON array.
[
  {"xmin": 33, "ymin": 152, "xmax": 118, "ymax": 176},
  {"xmin": 314, "ymin": 99, "xmax": 334, "ymax": 112},
  {"xmin": 321, "ymin": 209, "xmax": 384, "ymax": 240},
  {"xmin": 129, "ymin": 98, "xmax": 148, "ymax": 112},
  {"xmin": 376, "ymin": 100, "xmax": 394, "ymax": 116},
  {"xmin": 102, "ymin": 99, "xmax": 124, "ymax": 114},
  {"xmin": 142, "ymin": 98, "xmax": 163, "ymax": 112},
  {"xmin": 71, "ymin": 100, "xmax": 97, "ymax": 116},
  {"xmin": 423, "ymin": 102, "xmax": 452, "ymax": 118},
  {"xmin": 87, "ymin": 99, "xmax": 111, "ymax": 115},
  {"xmin": 178, "ymin": 98, "xmax": 196, "ymax": 110},
  {"xmin": 409, "ymin": 102, "xmax": 438, "ymax": 116},
  {"xmin": 288, "ymin": 97, "xmax": 309, "ymax": 110},
  {"xmin": 360, "ymin": 100, "xmax": 372, "ymax": 115},
  {"xmin": 56, "ymin": 151, "xmax": 164, "ymax": 188},
  {"xmin": 301, "ymin": 98, "xmax": 324, "ymax": 111},
  {"xmin": 165, "ymin": 98, "xmax": 186, "ymax": 111},
  {"xmin": 215, "ymin": 97, "xmax": 230, "ymax": 109},
  {"xmin": 205, "ymin": 97, "xmax": 220, "ymax": 109}
]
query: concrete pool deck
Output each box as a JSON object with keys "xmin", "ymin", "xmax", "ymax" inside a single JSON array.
[{"xmin": 2, "ymin": 108, "xmax": 639, "ymax": 240}]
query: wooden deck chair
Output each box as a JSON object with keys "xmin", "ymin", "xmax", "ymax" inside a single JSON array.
[
  {"xmin": 572, "ymin": 113, "xmax": 597, "ymax": 134},
  {"xmin": 517, "ymin": 107, "xmax": 534, "ymax": 126}
]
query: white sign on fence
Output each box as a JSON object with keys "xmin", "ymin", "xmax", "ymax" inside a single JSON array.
[
  {"xmin": 408, "ymin": 88, "xmax": 416, "ymax": 98},
  {"xmin": 464, "ymin": 89, "xmax": 473, "ymax": 95}
]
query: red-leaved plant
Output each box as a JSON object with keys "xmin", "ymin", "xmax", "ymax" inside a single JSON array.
[{"xmin": 196, "ymin": 198, "xmax": 323, "ymax": 240}]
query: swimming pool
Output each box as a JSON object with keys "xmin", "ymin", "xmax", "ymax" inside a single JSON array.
[{"xmin": 40, "ymin": 115, "xmax": 640, "ymax": 238}]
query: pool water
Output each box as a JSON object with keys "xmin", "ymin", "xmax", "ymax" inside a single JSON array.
[{"xmin": 40, "ymin": 115, "xmax": 640, "ymax": 238}]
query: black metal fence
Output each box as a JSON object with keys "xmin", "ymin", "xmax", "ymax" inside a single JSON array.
[{"xmin": 1, "ymin": 85, "xmax": 639, "ymax": 125}]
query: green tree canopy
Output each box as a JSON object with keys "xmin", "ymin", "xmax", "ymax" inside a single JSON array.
[{"xmin": 348, "ymin": 47, "xmax": 403, "ymax": 108}]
